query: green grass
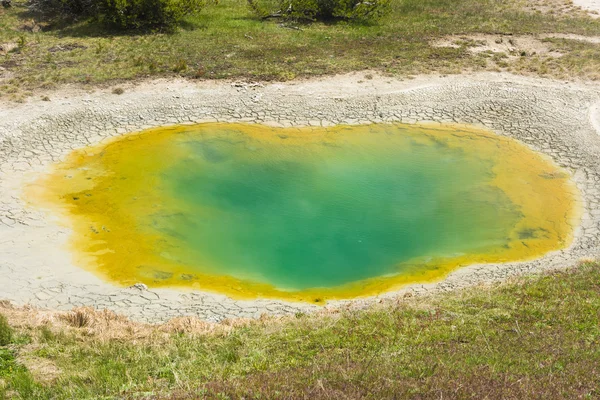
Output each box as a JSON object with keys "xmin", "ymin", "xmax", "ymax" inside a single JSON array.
[
  {"xmin": 1, "ymin": 261, "xmax": 599, "ymax": 399},
  {"xmin": 2, "ymin": 0, "xmax": 600, "ymax": 100},
  {"xmin": 0, "ymin": 315, "xmax": 12, "ymax": 347}
]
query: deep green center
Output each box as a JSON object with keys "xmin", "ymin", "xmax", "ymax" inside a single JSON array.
[{"xmin": 152, "ymin": 125, "xmax": 521, "ymax": 290}]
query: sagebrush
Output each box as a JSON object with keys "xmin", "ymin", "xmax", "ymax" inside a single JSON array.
[
  {"xmin": 28, "ymin": 0, "xmax": 99, "ymax": 17},
  {"xmin": 102, "ymin": 0, "xmax": 208, "ymax": 30},
  {"xmin": 28, "ymin": 0, "xmax": 208, "ymax": 30},
  {"xmin": 248, "ymin": 0, "xmax": 389, "ymax": 21}
]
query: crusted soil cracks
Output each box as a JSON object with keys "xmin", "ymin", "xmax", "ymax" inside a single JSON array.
[{"xmin": 1, "ymin": 72, "xmax": 600, "ymax": 323}]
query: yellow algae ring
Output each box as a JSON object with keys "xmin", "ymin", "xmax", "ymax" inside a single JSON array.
[{"xmin": 27, "ymin": 123, "xmax": 580, "ymax": 303}]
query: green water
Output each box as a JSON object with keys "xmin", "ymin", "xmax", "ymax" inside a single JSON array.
[{"xmin": 151, "ymin": 125, "xmax": 522, "ymax": 290}]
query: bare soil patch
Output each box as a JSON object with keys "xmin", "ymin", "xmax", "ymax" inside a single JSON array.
[{"xmin": 431, "ymin": 34, "xmax": 565, "ymax": 60}]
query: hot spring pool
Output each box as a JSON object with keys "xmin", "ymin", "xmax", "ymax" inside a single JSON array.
[{"xmin": 29, "ymin": 123, "xmax": 579, "ymax": 302}]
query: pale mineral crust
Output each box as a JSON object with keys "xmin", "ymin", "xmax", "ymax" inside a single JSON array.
[{"xmin": 1, "ymin": 72, "xmax": 599, "ymax": 323}]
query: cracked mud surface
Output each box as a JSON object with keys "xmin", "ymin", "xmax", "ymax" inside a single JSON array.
[{"xmin": 1, "ymin": 72, "xmax": 600, "ymax": 323}]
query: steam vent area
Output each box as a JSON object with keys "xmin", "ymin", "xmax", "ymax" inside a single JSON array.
[{"xmin": 1, "ymin": 75, "xmax": 600, "ymax": 323}]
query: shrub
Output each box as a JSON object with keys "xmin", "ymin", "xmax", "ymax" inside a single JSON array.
[
  {"xmin": 29, "ymin": 0, "xmax": 208, "ymax": 30},
  {"xmin": 102, "ymin": 0, "xmax": 207, "ymax": 30},
  {"xmin": 29, "ymin": 0, "xmax": 100, "ymax": 19},
  {"xmin": 248, "ymin": 0, "xmax": 389, "ymax": 21},
  {"xmin": 0, "ymin": 314, "xmax": 13, "ymax": 346}
]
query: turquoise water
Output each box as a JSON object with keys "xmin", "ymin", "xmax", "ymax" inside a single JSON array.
[{"xmin": 151, "ymin": 126, "xmax": 522, "ymax": 290}]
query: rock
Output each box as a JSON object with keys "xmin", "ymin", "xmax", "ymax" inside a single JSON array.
[
  {"xmin": 128, "ymin": 283, "xmax": 148, "ymax": 291},
  {"xmin": 19, "ymin": 20, "xmax": 41, "ymax": 33},
  {"xmin": 0, "ymin": 43, "xmax": 17, "ymax": 55}
]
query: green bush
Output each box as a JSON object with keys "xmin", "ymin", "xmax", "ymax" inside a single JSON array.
[
  {"xmin": 0, "ymin": 314, "xmax": 13, "ymax": 346},
  {"xmin": 248, "ymin": 0, "xmax": 389, "ymax": 21},
  {"xmin": 102, "ymin": 0, "xmax": 207, "ymax": 30},
  {"xmin": 29, "ymin": 0, "xmax": 208, "ymax": 30},
  {"xmin": 29, "ymin": 0, "xmax": 100, "ymax": 19}
]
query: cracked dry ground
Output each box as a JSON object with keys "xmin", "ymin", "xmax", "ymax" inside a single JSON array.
[{"xmin": 1, "ymin": 74, "xmax": 599, "ymax": 322}]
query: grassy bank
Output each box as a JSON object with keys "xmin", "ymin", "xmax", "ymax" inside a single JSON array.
[
  {"xmin": 2, "ymin": 0, "xmax": 600, "ymax": 100},
  {"xmin": 0, "ymin": 261, "xmax": 598, "ymax": 399}
]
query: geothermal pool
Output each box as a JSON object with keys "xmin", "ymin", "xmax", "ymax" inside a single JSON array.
[{"xmin": 29, "ymin": 123, "xmax": 578, "ymax": 302}]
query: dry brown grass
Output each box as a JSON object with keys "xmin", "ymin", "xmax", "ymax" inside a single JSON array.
[
  {"xmin": 0, "ymin": 303, "xmax": 247, "ymax": 342},
  {"xmin": 16, "ymin": 350, "xmax": 62, "ymax": 384}
]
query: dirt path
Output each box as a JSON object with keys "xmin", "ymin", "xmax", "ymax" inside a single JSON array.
[{"xmin": 1, "ymin": 72, "xmax": 600, "ymax": 323}]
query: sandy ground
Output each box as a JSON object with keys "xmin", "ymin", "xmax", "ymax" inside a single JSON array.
[
  {"xmin": 431, "ymin": 33, "xmax": 600, "ymax": 59},
  {"xmin": 574, "ymin": 0, "xmax": 600, "ymax": 16},
  {"xmin": 1, "ymin": 72, "xmax": 600, "ymax": 323}
]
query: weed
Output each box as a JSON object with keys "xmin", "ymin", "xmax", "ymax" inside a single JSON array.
[
  {"xmin": 0, "ymin": 348, "xmax": 21, "ymax": 376},
  {"xmin": 39, "ymin": 326, "xmax": 54, "ymax": 342},
  {"xmin": 148, "ymin": 59, "xmax": 159, "ymax": 73},
  {"xmin": 133, "ymin": 55, "xmax": 145, "ymax": 67},
  {"xmin": 193, "ymin": 66, "xmax": 205, "ymax": 78},
  {"xmin": 94, "ymin": 41, "xmax": 106, "ymax": 54},
  {"xmin": 16, "ymin": 34, "xmax": 26, "ymax": 49},
  {"xmin": 172, "ymin": 58, "xmax": 188, "ymax": 73},
  {"xmin": 0, "ymin": 314, "xmax": 12, "ymax": 346},
  {"xmin": 60, "ymin": 309, "xmax": 90, "ymax": 328}
]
